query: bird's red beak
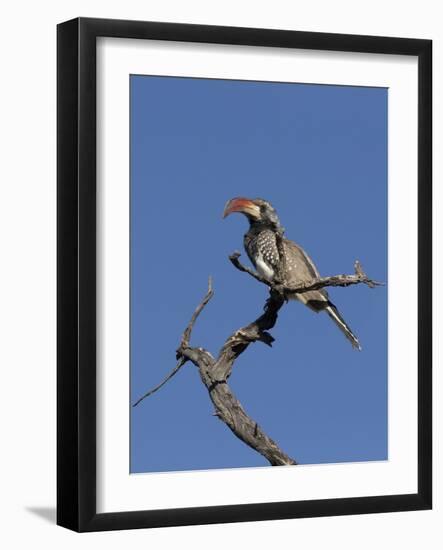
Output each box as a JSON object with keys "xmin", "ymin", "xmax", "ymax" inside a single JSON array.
[{"xmin": 222, "ymin": 197, "xmax": 261, "ymax": 220}]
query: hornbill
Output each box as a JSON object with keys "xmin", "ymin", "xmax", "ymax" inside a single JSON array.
[{"xmin": 223, "ymin": 197, "xmax": 361, "ymax": 350}]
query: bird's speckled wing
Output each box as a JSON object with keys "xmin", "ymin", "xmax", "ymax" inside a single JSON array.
[
  {"xmin": 283, "ymin": 238, "xmax": 361, "ymax": 348},
  {"xmin": 282, "ymin": 238, "xmax": 329, "ymax": 310},
  {"xmin": 244, "ymin": 228, "xmax": 280, "ymax": 280}
]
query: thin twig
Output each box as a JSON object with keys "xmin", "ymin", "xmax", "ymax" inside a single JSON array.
[
  {"xmin": 133, "ymin": 278, "xmax": 215, "ymax": 408},
  {"xmin": 181, "ymin": 276, "xmax": 214, "ymax": 347},
  {"xmin": 229, "ymin": 252, "xmax": 271, "ymax": 286},
  {"xmin": 132, "ymin": 357, "xmax": 186, "ymax": 407}
]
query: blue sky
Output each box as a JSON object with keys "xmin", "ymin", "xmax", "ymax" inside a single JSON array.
[{"xmin": 130, "ymin": 75, "xmax": 387, "ymax": 473}]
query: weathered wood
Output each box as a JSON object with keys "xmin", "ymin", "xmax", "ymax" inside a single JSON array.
[
  {"xmin": 177, "ymin": 282, "xmax": 295, "ymax": 465},
  {"xmin": 134, "ymin": 257, "xmax": 382, "ymax": 466},
  {"xmin": 229, "ymin": 252, "xmax": 383, "ymax": 294}
]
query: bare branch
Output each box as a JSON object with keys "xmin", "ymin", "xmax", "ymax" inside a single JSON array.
[
  {"xmin": 132, "ymin": 277, "xmax": 214, "ymax": 408},
  {"xmin": 132, "ymin": 357, "xmax": 186, "ymax": 407},
  {"xmin": 230, "ymin": 252, "xmax": 384, "ymax": 295},
  {"xmin": 174, "ymin": 283, "xmax": 295, "ymax": 466},
  {"xmin": 199, "ymin": 371, "xmax": 296, "ymax": 466},
  {"xmin": 212, "ymin": 291, "xmax": 285, "ymax": 381},
  {"xmin": 181, "ymin": 276, "xmax": 214, "ymax": 347},
  {"xmin": 229, "ymin": 251, "xmax": 270, "ymax": 286},
  {"xmin": 136, "ymin": 256, "xmax": 381, "ymax": 466}
]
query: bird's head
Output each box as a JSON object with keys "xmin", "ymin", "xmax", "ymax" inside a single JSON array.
[{"xmin": 223, "ymin": 197, "xmax": 283, "ymax": 232}]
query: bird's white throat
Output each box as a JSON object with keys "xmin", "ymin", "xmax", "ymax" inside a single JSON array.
[{"xmin": 255, "ymin": 255, "xmax": 275, "ymax": 281}]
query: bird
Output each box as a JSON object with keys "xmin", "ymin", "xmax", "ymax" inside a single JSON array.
[{"xmin": 223, "ymin": 197, "xmax": 361, "ymax": 350}]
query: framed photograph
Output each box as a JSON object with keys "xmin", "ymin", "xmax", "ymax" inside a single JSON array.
[{"xmin": 57, "ymin": 17, "xmax": 432, "ymax": 532}]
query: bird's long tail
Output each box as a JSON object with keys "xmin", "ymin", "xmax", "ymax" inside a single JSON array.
[{"xmin": 325, "ymin": 303, "xmax": 361, "ymax": 351}]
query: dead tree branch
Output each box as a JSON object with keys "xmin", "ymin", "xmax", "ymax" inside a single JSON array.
[
  {"xmin": 132, "ymin": 357, "xmax": 186, "ymax": 407},
  {"xmin": 176, "ymin": 279, "xmax": 295, "ymax": 466},
  {"xmin": 134, "ymin": 257, "xmax": 382, "ymax": 466},
  {"xmin": 229, "ymin": 252, "xmax": 383, "ymax": 294}
]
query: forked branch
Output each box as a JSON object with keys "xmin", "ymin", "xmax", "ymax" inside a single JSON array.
[
  {"xmin": 176, "ymin": 279, "xmax": 295, "ymax": 466},
  {"xmin": 229, "ymin": 251, "xmax": 383, "ymax": 294},
  {"xmin": 134, "ymin": 257, "xmax": 382, "ymax": 466}
]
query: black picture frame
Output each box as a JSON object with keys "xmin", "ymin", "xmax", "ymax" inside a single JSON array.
[{"xmin": 57, "ymin": 17, "xmax": 432, "ymax": 532}]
